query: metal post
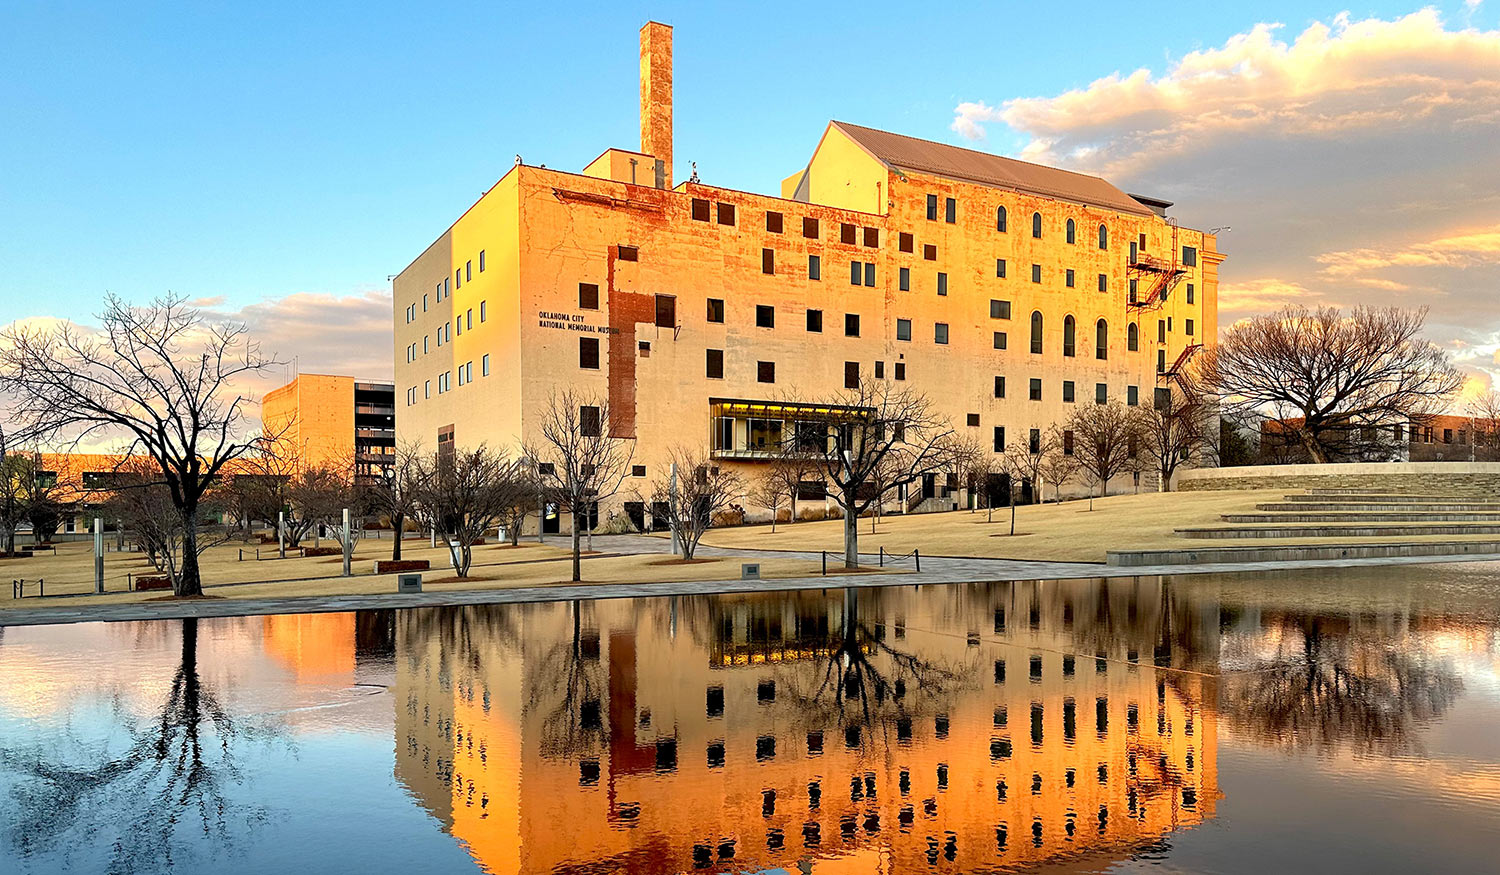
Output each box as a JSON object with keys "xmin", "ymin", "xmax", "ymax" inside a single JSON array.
[
  {"xmin": 278, "ymin": 511, "xmax": 286, "ymax": 559},
  {"xmin": 669, "ymin": 462, "xmax": 681, "ymax": 556},
  {"xmin": 821, "ymin": 551, "xmax": 827, "ymax": 576},
  {"xmin": 915, "ymin": 549, "xmax": 921, "ymax": 573},
  {"xmin": 880, "ymin": 546, "xmax": 885, "ymax": 567},
  {"xmin": 342, "ymin": 508, "xmax": 352, "ymax": 577},
  {"xmin": 92, "ymin": 517, "xmax": 104, "ymax": 594}
]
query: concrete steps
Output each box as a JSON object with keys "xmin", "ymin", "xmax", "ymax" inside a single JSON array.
[
  {"xmin": 1109, "ymin": 540, "xmax": 1500, "ymax": 566},
  {"xmin": 1281, "ymin": 493, "xmax": 1500, "ymax": 505},
  {"xmin": 1226, "ymin": 511, "xmax": 1500, "ymax": 523},
  {"xmin": 1179, "ymin": 522, "xmax": 1500, "ymax": 539},
  {"xmin": 1256, "ymin": 502, "xmax": 1500, "ymax": 512}
]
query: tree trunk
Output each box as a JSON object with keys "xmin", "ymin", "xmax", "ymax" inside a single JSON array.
[
  {"xmin": 571, "ymin": 521, "xmax": 582, "ymax": 581},
  {"xmin": 1010, "ymin": 501, "xmax": 1016, "ymax": 536},
  {"xmin": 843, "ymin": 501, "xmax": 858, "ymax": 569},
  {"xmin": 177, "ymin": 509, "xmax": 204, "ymax": 598},
  {"xmin": 391, "ymin": 512, "xmax": 404, "ymax": 561}
]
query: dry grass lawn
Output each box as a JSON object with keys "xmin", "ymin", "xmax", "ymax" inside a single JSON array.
[
  {"xmin": 1, "ymin": 535, "xmax": 878, "ymax": 613},
  {"xmin": 697, "ymin": 488, "xmax": 1500, "ymax": 562}
]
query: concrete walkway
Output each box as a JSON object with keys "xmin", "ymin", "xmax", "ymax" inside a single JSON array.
[{"xmin": 4, "ymin": 532, "xmax": 1499, "ymax": 628}]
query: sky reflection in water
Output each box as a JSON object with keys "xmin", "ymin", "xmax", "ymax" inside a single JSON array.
[{"xmin": 2, "ymin": 561, "xmax": 1499, "ymax": 874}]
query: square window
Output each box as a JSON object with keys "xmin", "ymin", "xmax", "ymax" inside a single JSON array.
[
  {"xmin": 845, "ymin": 313, "xmax": 860, "ymax": 337},
  {"xmin": 580, "ymin": 406, "xmax": 601, "ymax": 437},
  {"xmin": 993, "ymin": 426, "xmax": 1006, "ymax": 452},
  {"xmin": 937, "ymin": 272, "xmax": 948, "ymax": 296},
  {"xmin": 994, "ymin": 376, "xmax": 1005, "ymax": 398},
  {"xmin": 863, "ymin": 226, "xmax": 878, "ymax": 247},
  {"xmin": 580, "ymin": 337, "xmax": 600, "ymax": 369},
  {"xmin": 1128, "ymin": 385, "xmax": 1139, "ymax": 406},
  {"xmin": 756, "ymin": 305, "xmax": 775, "ymax": 328},
  {"xmin": 993, "ymin": 331, "xmax": 1007, "ymax": 350},
  {"xmin": 706, "ymin": 348, "xmax": 724, "ymax": 379},
  {"xmin": 841, "ymin": 223, "xmax": 857, "ymax": 244},
  {"xmin": 996, "ymin": 258, "xmax": 1007, "ymax": 278},
  {"xmin": 1063, "ymin": 380, "xmax": 1075, "ymax": 403},
  {"xmin": 757, "ymin": 361, "xmax": 775, "ymax": 383},
  {"xmin": 1182, "ymin": 246, "xmax": 1198, "ymax": 267},
  {"xmin": 706, "ymin": 298, "xmax": 725, "ymax": 323},
  {"xmin": 765, "ymin": 211, "xmax": 783, "ymax": 233},
  {"xmin": 762, "ymin": 248, "xmax": 775, "ymax": 275},
  {"xmin": 691, "ymin": 198, "xmax": 711, "ymax": 221},
  {"xmin": 895, "ymin": 362, "xmax": 906, "ymax": 380},
  {"xmin": 899, "ymin": 232, "xmax": 914, "ymax": 253},
  {"xmin": 803, "ymin": 216, "xmax": 819, "ymax": 238},
  {"xmin": 991, "ymin": 299, "xmax": 1011, "ymax": 319},
  {"xmin": 1029, "ymin": 378, "xmax": 1042, "ymax": 401},
  {"xmin": 875, "ymin": 361, "xmax": 885, "ymax": 378},
  {"xmin": 899, "ymin": 267, "xmax": 910, "ymax": 291},
  {"xmin": 806, "ymin": 309, "xmax": 823, "ymax": 332},
  {"xmin": 579, "ymin": 282, "xmax": 600, "ymax": 309},
  {"xmin": 923, "ymin": 244, "xmax": 937, "ymax": 261},
  {"xmin": 934, "ymin": 322, "xmax": 949, "ymax": 344},
  {"xmin": 967, "ymin": 413, "xmax": 980, "ymax": 427},
  {"xmin": 618, "ymin": 245, "xmax": 639, "ymax": 261},
  {"xmin": 716, "ymin": 202, "xmax": 736, "ymax": 225},
  {"xmin": 896, "ymin": 318, "xmax": 912, "ymax": 341},
  {"xmin": 632, "ymin": 465, "xmax": 647, "ymax": 477},
  {"xmin": 1096, "ymin": 383, "xmax": 1107, "ymax": 404},
  {"xmin": 1186, "ymin": 318, "xmax": 1195, "ymax": 335},
  {"xmin": 654, "ymin": 294, "xmax": 675, "ymax": 328},
  {"xmin": 1031, "ymin": 264, "xmax": 1042, "ymax": 283},
  {"xmin": 808, "ymin": 254, "xmax": 821, "ymax": 280},
  {"xmin": 844, "ymin": 361, "xmax": 859, "ymax": 389}
]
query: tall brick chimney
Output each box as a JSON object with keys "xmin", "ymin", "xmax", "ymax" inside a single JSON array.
[{"xmin": 639, "ymin": 21, "xmax": 672, "ymax": 189}]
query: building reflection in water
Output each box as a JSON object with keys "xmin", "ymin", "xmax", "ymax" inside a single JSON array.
[{"xmin": 392, "ymin": 579, "xmax": 1223, "ymax": 874}]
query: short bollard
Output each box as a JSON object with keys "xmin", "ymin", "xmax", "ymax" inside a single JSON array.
[
  {"xmin": 397, "ymin": 573, "xmax": 423, "ymax": 594},
  {"xmin": 741, "ymin": 563, "xmax": 761, "ymax": 581}
]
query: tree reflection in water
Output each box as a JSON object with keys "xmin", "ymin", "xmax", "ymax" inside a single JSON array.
[
  {"xmin": 779, "ymin": 588, "xmax": 972, "ymax": 748},
  {"xmin": 1219, "ymin": 613, "xmax": 1463, "ymax": 755},
  {"xmin": 0, "ymin": 618, "xmax": 283, "ymax": 873}
]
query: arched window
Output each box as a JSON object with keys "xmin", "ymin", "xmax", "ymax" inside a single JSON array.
[
  {"xmin": 1031, "ymin": 212, "xmax": 1043, "ymax": 239},
  {"xmin": 996, "ymin": 206, "xmax": 1007, "ymax": 233},
  {"xmin": 1127, "ymin": 322, "xmax": 1139, "ymax": 351},
  {"xmin": 1063, "ymin": 315, "xmax": 1076, "ymax": 357},
  {"xmin": 1030, "ymin": 311, "xmax": 1044, "ymax": 354},
  {"xmin": 1098, "ymin": 224, "xmax": 1108, "ymax": 250},
  {"xmin": 1096, "ymin": 319, "xmax": 1108, "ymax": 360},
  {"xmin": 1066, "ymin": 218, "xmax": 1076, "ymax": 244}
]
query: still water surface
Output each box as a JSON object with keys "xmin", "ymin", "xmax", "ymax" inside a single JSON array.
[{"xmin": 3, "ymin": 562, "xmax": 1500, "ymax": 874}]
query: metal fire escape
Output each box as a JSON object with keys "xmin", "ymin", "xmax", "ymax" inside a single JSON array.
[{"xmin": 1128, "ymin": 219, "xmax": 1187, "ymax": 311}]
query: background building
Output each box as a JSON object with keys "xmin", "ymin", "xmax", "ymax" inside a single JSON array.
[
  {"xmin": 261, "ymin": 373, "xmax": 396, "ymax": 482},
  {"xmin": 392, "ymin": 22, "xmax": 1223, "ymax": 524}
]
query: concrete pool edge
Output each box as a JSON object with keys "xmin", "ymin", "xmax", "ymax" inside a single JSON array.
[{"xmin": 5, "ymin": 550, "xmax": 1500, "ymax": 628}]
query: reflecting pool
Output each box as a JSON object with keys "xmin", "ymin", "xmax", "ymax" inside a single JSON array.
[{"xmin": 3, "ymin": 561, "xmax": 1500, "ymax": 873}]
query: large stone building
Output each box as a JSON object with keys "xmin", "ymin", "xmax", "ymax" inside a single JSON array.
[{"xmin": 392, "ymin": 22, "xmax": 1223, "ymax": 517}]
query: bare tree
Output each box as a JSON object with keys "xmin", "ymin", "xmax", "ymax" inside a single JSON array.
[
  {"xmin": 413, "ymin": 445, "xmax": 521, "ymax": 577},
  {"xmin": 801, "ymin": 379, "xmax": 954, "ymax": 569},
  {"xmin": 947, "ymin": 434, "xmax": 990, "ymax": 513},
  {"xmin": 1067, "ymin": 402, "xmax": 1137, "ymax": 498},
  {"xmin": 1466, "ymin": 388, "xmax": 1500, "ymax": 462},
  {"xmin": 496, "ymin": 458, "xmax": 540, "ymax": 546},
  {"xmin": 103, "ymin": 457, "xmax": 232, "ymax": 580},
  {"xmin": 359, "ymin": 441, "xmax": 425, "ymax": 559},
  {"xmin": 285, "ymin": 465, "xmax": 347, "ymax": 548},
  {"xmin": 1197, "ymin": 305, "xmax": 1463, "ymax": 463},
  {"xmin": 0, "ymin": 429, "xmax": 27, "ymax": 555},
  {"xmin": 751, "ymin": 465, "xmax": 794, "ymax": 533},
  {"xmin": 526, "ymin": 391, "xmax": 635, "ymax": 582},
  {"xmin": 1038, "ymin": 425, "xmax": 1082, "ymax": 502},
  {"xmin": 1133, "ymin": 390, "xmax": 1214, "ymax": 491},
  {"xmin": 0, "ymin": 295, "xmax": 277, "ymax": 595},
  {"xmin": 643, "ymin": 447, "xmax": 743, "ymax": 559}
]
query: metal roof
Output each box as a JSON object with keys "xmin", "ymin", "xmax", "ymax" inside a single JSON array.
[{"xmin": 831, "ymin": 121, "xmax": 1155, "ymax": 217}]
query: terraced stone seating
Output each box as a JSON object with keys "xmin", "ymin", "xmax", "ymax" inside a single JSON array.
[{"xmin": 1178, "ymin": 489, "xmax": 1500, "ymax": 541}]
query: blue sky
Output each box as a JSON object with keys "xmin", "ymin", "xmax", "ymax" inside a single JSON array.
[{"xmin": 2, "ymin": 0, "xmax": 1485, "ymax": 323}]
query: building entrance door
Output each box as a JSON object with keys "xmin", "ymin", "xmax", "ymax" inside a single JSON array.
[{"xmin": 542, "ymin": 503, "xmax": 560, "ymax": 534}]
